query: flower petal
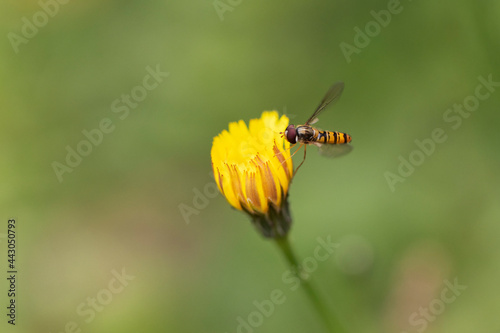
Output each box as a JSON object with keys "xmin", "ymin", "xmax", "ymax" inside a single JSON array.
[{"xmin": 211, "ymin": 111, "xmax": 292, "ymax": 217}]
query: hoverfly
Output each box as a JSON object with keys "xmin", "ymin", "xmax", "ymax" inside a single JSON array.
[{"xmin": 283, "ymin": 82, "xmax": 352, "ymax": 172}]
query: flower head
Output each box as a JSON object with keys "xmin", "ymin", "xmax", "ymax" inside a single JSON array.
[{"xmin": 211, "ymin": 111, "xmax": 294, "ymax": 238}]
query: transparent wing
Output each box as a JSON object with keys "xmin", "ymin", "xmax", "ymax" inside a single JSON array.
[
  {"xmin": 305, "ymin": 82, "xmax": 345, "ymax": 125},
  {"xmin": 317, "ymin": 143, "xmax": 353, "ymax": 158}
]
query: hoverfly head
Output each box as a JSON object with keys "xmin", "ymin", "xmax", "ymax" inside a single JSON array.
[{"xmin": 284, "ymin": 125, "xmax": 297, "ymax": 144}]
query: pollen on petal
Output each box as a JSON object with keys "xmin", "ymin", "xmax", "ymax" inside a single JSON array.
[
  {"xmin": 216, "ymin": 167, "xmax": 224, "ymax": 194},
  {"xmin": 220, "ymin": 163, "xmax": 242, "ymax": 211},
  {"xmin": 261, "ymin": 162, "xmax": 280, "ymax": 207},
  {"xmin": 273, "ymin": 144, "xmax": 292, "ymax": 181},
  {"xmin": 244, "ymin": 171, "xmax": 263, "ymax": 213}
]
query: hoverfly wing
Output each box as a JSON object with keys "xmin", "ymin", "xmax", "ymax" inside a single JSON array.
[
  {"xmin": 308, "ymin": 117, "xmax": 319, "ymax": 125},
  {"xmin": 305, "ymin": 82, "xmax": 345, "ymax": 125},
  {"xmin": 317, "ymin": 143, "xmax": 353, "ymax": 158}
]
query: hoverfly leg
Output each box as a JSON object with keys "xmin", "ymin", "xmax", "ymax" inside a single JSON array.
[
  {"xmin": 279, "ymin": 143, "xmax": 299, "ymax": 167},
  {"xmin": 288, "ymin": 144, "xmax": 301, "ymax": 158},
  {"xmin": 280, "ymin": 143, "xmax": 305, "ymax": 170},
  {"xmin": 293, "ymin": 144, "xmax": 307, "ymax": 176}
]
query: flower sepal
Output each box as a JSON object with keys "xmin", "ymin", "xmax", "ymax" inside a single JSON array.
[{"xmin": 242, "ymin": 194, "xmax": 292, "ymax": 238}]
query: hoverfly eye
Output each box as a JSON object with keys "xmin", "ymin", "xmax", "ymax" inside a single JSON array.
[{"xmin": 285, "ymin": 125, "xmax": 296, "ymax": 144}]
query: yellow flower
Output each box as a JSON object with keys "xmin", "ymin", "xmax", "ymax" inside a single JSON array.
[{"xmin": 211, "ymin": 111, "xmax": 294, "ymax": 238}]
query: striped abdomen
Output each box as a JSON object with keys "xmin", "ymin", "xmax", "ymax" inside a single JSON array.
[{"xmin": 315, "ymin": 129, "xmax": 351, "ymax": 144}]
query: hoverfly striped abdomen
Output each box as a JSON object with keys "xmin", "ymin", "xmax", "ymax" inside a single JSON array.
[{"xmin": 316, "ymin": 130, "xmax": 352, "ymax": 144}]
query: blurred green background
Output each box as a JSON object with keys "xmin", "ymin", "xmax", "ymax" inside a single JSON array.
[{"xmin": 1, "ymin": 1, "xmax": 499, "ymax": 332}]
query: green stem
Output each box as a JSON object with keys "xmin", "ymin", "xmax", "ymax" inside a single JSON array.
[{"xmin": 275, "ymin": 236, "xmax": 345, "ymax": 333}]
